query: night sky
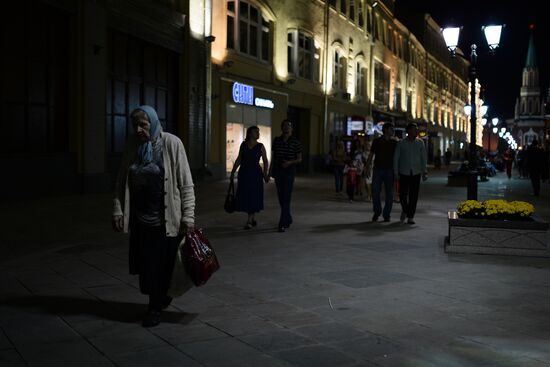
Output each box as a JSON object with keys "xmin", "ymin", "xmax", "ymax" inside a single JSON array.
[{"xmin": 395, "ymin": 0, "xmax": 549, "ymax": 121}]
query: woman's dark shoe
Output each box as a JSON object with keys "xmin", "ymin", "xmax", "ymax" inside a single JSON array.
[
  {"xmin": 142, "ymin": 310, "xmax": 161, "ymax": 328},
  {"xmin": 161, "ymin": 296, "xmax": 173, "ymax": 310},
  {"xmin": 244, "ymin": 223, "xmax": 253, "ymax": 230},
  {"xmin": 251, "ymin": 220, "xmax": 257, "ymax": 227}
]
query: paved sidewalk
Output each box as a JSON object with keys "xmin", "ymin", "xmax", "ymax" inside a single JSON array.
[{"xmin": 1, "ymin": 168, "xmax": 550, "ymax": 366}]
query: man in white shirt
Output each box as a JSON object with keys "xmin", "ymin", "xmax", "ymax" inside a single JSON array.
[{"xmin": 393, "ymin": 123, "xmax": 427, "ymax": 224}]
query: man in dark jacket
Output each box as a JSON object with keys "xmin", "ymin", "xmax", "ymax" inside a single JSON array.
[{"xmin": 526, "ymin": 140, "xmax": 544, "ymax": 196}]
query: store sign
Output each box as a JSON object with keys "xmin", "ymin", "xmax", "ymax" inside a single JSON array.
[
  {"xmin": 232, "ymin": 82, "xmax": 274, "ymax": 109},
  {"xmin": 350, "ymin": 121, "xmax": 365, "ymax": 131},
  {"xmin": 232, "ymin": 82, "xmax": 254, "ymax": 105},
  {"xmin": 254, "ymin": 97, "xmax": 274, "ymax": 109}
]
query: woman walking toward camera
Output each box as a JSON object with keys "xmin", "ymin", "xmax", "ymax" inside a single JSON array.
[
  {"xmin": 112, "ymin": 105, "xmax": 195, "ymax": 328},
  {"xmin": 230, "ymin": 126, "xmax": 269, "ymax": 229}
]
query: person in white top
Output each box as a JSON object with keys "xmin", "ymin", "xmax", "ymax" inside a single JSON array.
[{"xmin": 393, "ymin": 123, "xmax": 427, "ymax": 225}]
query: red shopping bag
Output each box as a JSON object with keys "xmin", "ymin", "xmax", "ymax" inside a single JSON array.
[{"xmin": 182, "ymin": 228, "xmax": 220, "ymax": 287}]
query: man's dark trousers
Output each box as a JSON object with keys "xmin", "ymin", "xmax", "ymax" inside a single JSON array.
[
  {"xmin": 530, "ymin": 171, "xmax": 541, "ymax": 196},
  {"xmin": 372, "ymin": 168, "xmax": 394, "ymax": 219},
  {"xmin": 399, "ymin": 173, "xmax": 421, "ymax": 219},
  {"xmin": 274, "ymin": 168, "xmax": 295, "ymax": 228}
]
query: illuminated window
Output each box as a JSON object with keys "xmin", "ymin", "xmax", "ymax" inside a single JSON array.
[
  {"xmin": 226, "ymin": 0, "xmax": 270, "ymax": 62},
  {"xmin": 288, "ymin": 30, "xmax": 320, "ymax": 82},
  {"xmin": 366, "ymin": 6, "xmax": 372, "ymax": 34},
  {"xmin": 374, "ymin": 61, "xmax": 390, "ymax": 106},
  {"xmin": 373, "ymin": 14, "xmax": 380, "ymax": 40},
  {"xmin": 394, "ymin": 85, "xmax": 402, "ymax": 111},
  {"xmin": 355, "ymin": 62, "xmax": 367, "ymax": 97},
  {"xmin": 333, "ymin": 50, "xmax": 346, "ymax": 90},
  {"xmin": 358, "ymin": 0, "xmax": 364, "ymax": 28}
]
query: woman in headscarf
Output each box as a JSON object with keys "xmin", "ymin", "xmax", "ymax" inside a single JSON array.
[{"xmin": 112, "ymin": 105, "xmax": 195, "ymax": 327}]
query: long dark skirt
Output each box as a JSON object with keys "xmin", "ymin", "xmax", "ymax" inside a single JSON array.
[
  {"xmin": 235, "ymin": 165, "xmax": 264, "ymax": 214},
  {"xmin": 129, "ymin": 223, "xmax": 182, "ymax": 296}
]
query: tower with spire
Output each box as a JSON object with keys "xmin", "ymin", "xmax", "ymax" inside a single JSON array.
[{"xmin": 509, "ymin": 25, "xmax": 546, "ymax": 147}]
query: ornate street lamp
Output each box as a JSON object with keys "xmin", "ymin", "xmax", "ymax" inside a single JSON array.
[
  {"xmin": 488, "ymin": 117, "xmax": 499, "ymax": 152},
  {"xmin": 442, "ymin": 24, "xmax": 503, "ymax": 200}
]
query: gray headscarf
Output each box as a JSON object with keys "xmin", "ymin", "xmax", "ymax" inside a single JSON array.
[{"xmin": 131, "ymin": 105, "xmax": 163, "ymax": 165}]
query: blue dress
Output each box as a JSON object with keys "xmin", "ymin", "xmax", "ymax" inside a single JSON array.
[{"xmin": 236, "ymin": 142, "xmax": 264, "ymax": 214}]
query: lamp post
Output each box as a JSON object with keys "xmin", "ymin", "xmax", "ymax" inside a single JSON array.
[{"xmin": 442, "ymin": 25, "xmax": 503, "ymax": 200}]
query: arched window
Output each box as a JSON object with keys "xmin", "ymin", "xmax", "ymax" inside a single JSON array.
[
  {"xmin": 394, "ymin": 75, "xmax": 402, "ymax": 111},
  {"xmin": 333, "ymin": 50, "xmax": 346, "ymax": 90},
  {"xmin": 226, "ymin": 0, "xmax": 270, "ymax": 62},
  {"xmin": 287, "ymin": 30, "xmax": 320, "ymax": 82},
  {"xmin": 355, "ymin": 62, "xmax": 367, "ymax": 97},
  {"xmin": 374, "ymin": 61, "xmax": 390, "ymax": 106}
]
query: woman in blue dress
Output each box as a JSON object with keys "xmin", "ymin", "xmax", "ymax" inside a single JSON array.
[{"xmin": 230, "ymin": 126, "xmax": 270, "ymax": 229}]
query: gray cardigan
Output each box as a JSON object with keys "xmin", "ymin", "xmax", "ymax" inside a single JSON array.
[{"xmin": 113, "ymin": 132, "xmax": 195, "ymax": 236}]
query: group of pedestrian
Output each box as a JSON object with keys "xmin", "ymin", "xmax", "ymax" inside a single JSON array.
[
  {"xmin": 366, "ymin": 122, "xmax": 428, "ymax": 224},
  {"xmin": 230, "ymin": 119, "xmax": 302, "ymax": 233},
  {"xmin": 433, "ymin": 148, "xmax": 453, "ymax": 170},
  {"xmin": 504, "ymin": 141, "xmax": 546, "ymax": 196},
  {"xmin": 525, "ymin": 140, "xmax": 545, "ymax": 196},
  {"xmin": 330, "ymin": 138, "xmax": 372, "ymax": 203},
  {"xmin": 109, "ymin": 106, "xmax": 426, "ymax": 329},
  {"xmin": 111, "ymin": 108, "xmax": 303, "ymax": 327}
]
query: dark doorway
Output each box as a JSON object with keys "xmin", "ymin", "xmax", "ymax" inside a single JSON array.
[
  {"xmin": 287, "ymin": 106, "xmax": 310, "ymax": 174},
  {"xmin": 1, "ymin": 0, "xmax": 70, "ymax": 155},
  {"xmin": 0, "ymin": 0, "xmax": 73, "ymax": 196},
  {"xmin": 106, "ymin": 30, "xmax": 179, "ymax": 181}
]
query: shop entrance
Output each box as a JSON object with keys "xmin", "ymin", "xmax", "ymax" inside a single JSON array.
[
  {"xmin": 106, "ymin": 30, "xmax": 179, "ymax": 183},
  {"xmin": 225, "ymin": 104, "xmax": 272, "ymax": 174}
]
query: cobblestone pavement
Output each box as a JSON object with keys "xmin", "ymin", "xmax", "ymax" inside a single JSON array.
[{"xmin": 1, "ymin": 166, "xmax": 549, "ymax": 366}]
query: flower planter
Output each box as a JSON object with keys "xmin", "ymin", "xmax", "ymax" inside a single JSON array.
[{"xmin": 445, "ymin": 211, "xmax": 550, "ymax": 257}]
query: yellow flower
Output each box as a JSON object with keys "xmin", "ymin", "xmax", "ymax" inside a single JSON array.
[{"xmin": 457, "ymin": 199, "xmax": 534, "ymax": 219}]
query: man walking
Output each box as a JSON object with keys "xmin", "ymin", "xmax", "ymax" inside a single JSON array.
[
  {"xmin": 269, "ymin": 119, "xmax": 302, "ymax": 232},
  {"xmin": 526, "ymin": 139, "xmax": 544, "ymax": 196},
  {"xmin": 365, "ymin": 122, "xmax": 398, "ymax": 222},
  {"xmin": 393, "ymin": 123, "xmax": 427, "ymax": 225},
  {"xmin": 444, "ymin": 148, "xmax": 452, "ymax": 168}
]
